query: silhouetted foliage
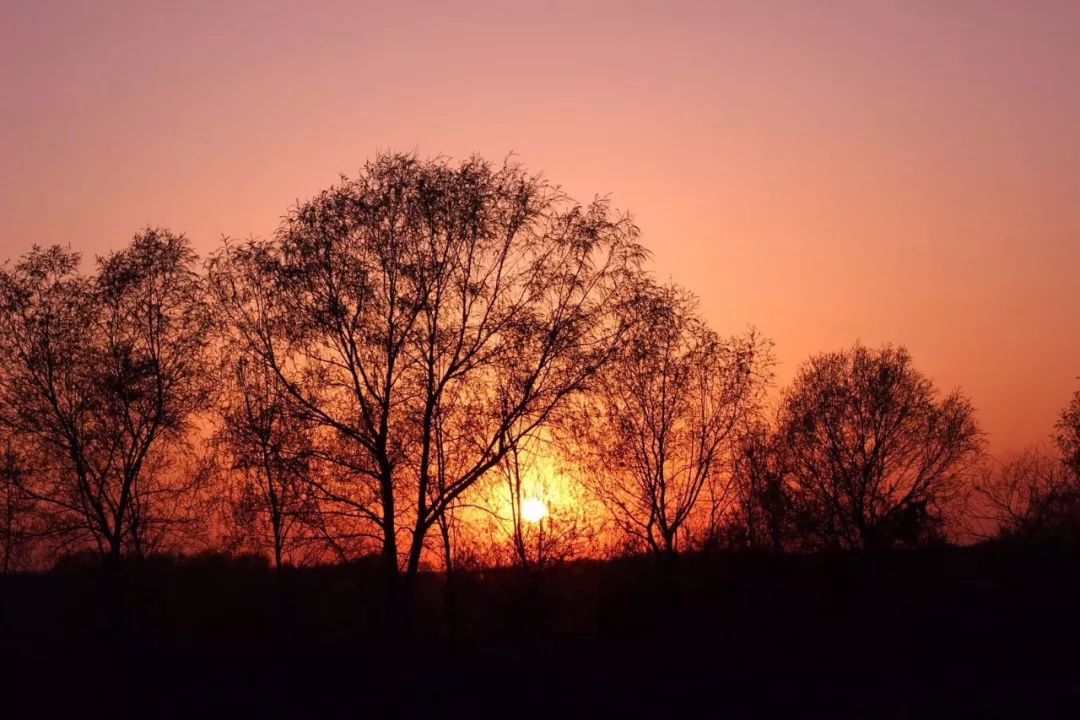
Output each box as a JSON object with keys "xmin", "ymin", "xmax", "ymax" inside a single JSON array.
[{"xmin": 778, "ymin": 344, "xmax": 983, "ymax": 551}]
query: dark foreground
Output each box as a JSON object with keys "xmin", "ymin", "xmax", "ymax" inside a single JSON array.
[{"xmin": 2, "ymin": 543, "xmax": 1078, "ymax": 718}]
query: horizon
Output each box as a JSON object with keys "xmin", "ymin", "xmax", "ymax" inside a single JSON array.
[{"xmin": 3, "ymin": 0, "xmax": 1079, "ymax": 454}]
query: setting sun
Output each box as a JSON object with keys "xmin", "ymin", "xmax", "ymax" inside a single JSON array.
[{"xmin": 521, "ymin": 498, "xmax": 549, "ymax": 524}]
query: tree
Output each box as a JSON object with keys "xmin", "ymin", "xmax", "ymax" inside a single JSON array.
[
  {"xmin": 0, "ymin": 231, "xmax": 213, "ymax": 559},
  {"xmin": 778, "ymin": 343, "xmax": 982, "ymax": 551},
  {"xmin": 502, "ymin": 439, "xmax": 546, "ymax": 568},
  {"xmin": 207, "ymin": 152, "xmax": 644, "ymax": 579},
  {"xmin": 974, "ymin": 448, "xmax": 1080, "ymax": 542},
  {"xmin": 726, "ymin": 419, "xmax": 793, "ymax": 554},
  {"xmin": 572, "ymin": 283, "xmax": 772, "ymax": 555},
  {"xmin": 217, "ymin": 356, "xmax": 318, "ymax": 571},
  {"xmin": 972, "ymin": 388, "xmax": 1080, "ymax": 544},
  {"xmin": 0, "ymin": 246, "xmax": 95, "ymax": 553},
  {"xmin": 1057, "ymin": 386, "xmax": 1080, "ymax": 478}
]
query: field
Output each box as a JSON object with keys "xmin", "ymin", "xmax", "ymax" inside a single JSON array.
[{"xmin": 4, "ymin": 543, "xmax": 1078, "ymax": 718}]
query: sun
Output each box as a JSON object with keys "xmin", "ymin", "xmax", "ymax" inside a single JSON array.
[{"xmin": 521, "ymin": 498, "xmax": 549, "ymax": 524}]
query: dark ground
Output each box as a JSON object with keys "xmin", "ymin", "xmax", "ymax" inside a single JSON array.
[{"xmin": 2, "ymin": 543, "xmax": 1078, "ymax": 718}]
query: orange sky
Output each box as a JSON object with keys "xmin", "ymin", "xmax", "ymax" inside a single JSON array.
[{"xmin": 2, "ymin": 0, "xmax": 1078, "ymax": 454}]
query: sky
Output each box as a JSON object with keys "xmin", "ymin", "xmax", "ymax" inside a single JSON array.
[{"xmin": 2, "ymin": 0, "xmax": 1078, "ymax": 454}]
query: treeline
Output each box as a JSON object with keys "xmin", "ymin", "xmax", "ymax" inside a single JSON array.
[{"xmin": 1, "ymin": 152, "xmax": 1078, "ymax": 577}]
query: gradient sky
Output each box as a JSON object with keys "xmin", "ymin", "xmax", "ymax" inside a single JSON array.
[{"xmin": 2, "ymin": 0, "xmax": 1078, "ymax": 453}]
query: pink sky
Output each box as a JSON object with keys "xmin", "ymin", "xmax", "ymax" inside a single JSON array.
[{"xmin": 2, "ymin": 0, "xmax": 1078, "ymax": 453}]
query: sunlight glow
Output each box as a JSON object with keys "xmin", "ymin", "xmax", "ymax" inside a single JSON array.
[{"xmin": 521, "ymin": 498, "xmax": 549, "ymax": 524}]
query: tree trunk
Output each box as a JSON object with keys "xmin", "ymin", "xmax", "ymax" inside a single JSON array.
[
  {"xmin": 405, "ymin": 524, "xmax": 425, "ymax": 579},
  {"xmin": 379, "ymin": 466, "xmax": 399, "ymax": 581},
  {"xmin": 438, "ymin": 512, "xmax": 459, "ymax": 634},
  {"xmin": 108, "ymin": 532, "xmax": 123, "ymax": 561}
]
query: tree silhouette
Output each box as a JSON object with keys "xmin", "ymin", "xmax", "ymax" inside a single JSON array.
[
  {"xmin": 778, "ymin": 343, "xmax": 982, "ymax": 551},
  {"xmin": 974, "ymin": 448, "xmax": 1080, "ymax": 542},
  {"xmin": 0, "ymin": 231, "xmax": 212, "ymax": 559},
  {"xmin": 1057, "ymin": 386, "xmax": 1080, "ymax": 479},
  {"xmin": 216, "ymin": 356, "xmax": 319, "ymax": 570},
  {"xmin": 0, "ymin": 155, "xmax": 1056, "ymax": 576},
  {"xmin": 727, "ymin": 419, "xmax": 793, "ymax": 554},
  {"xmin": 571, "ymin": 282, "xmax": 772, "ymax": 555},
  {"xmin": 207, "ymin": 152, "xmax": 645, "ymax": 579}
]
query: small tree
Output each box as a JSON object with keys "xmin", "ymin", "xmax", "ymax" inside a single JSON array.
[
  {"xmin": 0, "ymin": 231, "xmax": 212, "ymax": 559},
  {"xmin": 974, "ymin": 448, "xmax": 1080, "ymax": 542},
  {"xmin": 217, "ymin": 357, "xmax": 318, "ymax": 570},
  {"xmin": 573, "ymin": 283, "xmax": 772, "ymax": 555},
  {"xmin": 1057, "ymin": 386, "xmax": 1080, "ymax": 479},
  {"xmin": 779, "ymin": 343, "xmax": 982, "ymax": 551},
  {"xmin": 727, "ymin": 419, "xmax": 792, "ymax": 554}
]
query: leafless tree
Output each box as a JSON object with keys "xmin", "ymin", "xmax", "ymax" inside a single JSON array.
[
  {"xmin": 571, "ymin": 283, "xmax": 772, "ymax": 555},
  {"xmin": 207, "ymin": 152, "xmax": 644, "ymax": 580},
  {"xmin": 0, "ymin": 231, "xmax": 213, "ymax": 559},
  {"xmin": 503, "ymin": 440, "xmax": 540, "ymax": 567},
  {"xmin": 217, "ymin": 356, "xmax": 319, "ymax": 570},
  {"xmin": 726, "ymin": 419, "xmax": 793, "ymax": 554},
  {"xmin": 1057, "ymin": 385, "xmax": 1080, "ymax": 479},
  {"xmin": 973, "ymin": 448, "xmax": 1080, "ymax": 541},
  {"xmin": 778, "ymin": 343, "xmax": 983, "ymax": 551}
]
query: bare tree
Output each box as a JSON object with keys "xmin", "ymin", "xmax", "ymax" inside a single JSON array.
[
  {"xmin": 970, "ymin": 385, "xmax": 1080, "ymax": 543},
  {"xmin": 217, "ymin": 356, "xmax": 318, "ymax": 570},
  {"xmin": 0, "ymin": 231, "xmax": 213, "ymax": 559},
  {"xmin": 727, "ymin": 419, "xmax": 793, "ymax": 554},
  {"xmin": 207, "ymin": 152, "xmax": 644, "ymax": 580},
  {"xmin": 974, "ymin": 448, "xmax": 1080, "ymax": 542},
  {"xmin": 502, "ymin": 440, "xmax": 541, "ymax": 567},
  {"xmin": 0, "ymin": 246, "xmax": 96, "ymax": 553},
  {"xmin": 572, "ymin": 283, "xmax": 772, "ymax": 555},
  {"xmin": 1057, "ymin": 385, "xmax": 1080, "ymax": 479},
  {"xmin": 778, "ymin": 343, "xmax": 983, "ymax": 551}
]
